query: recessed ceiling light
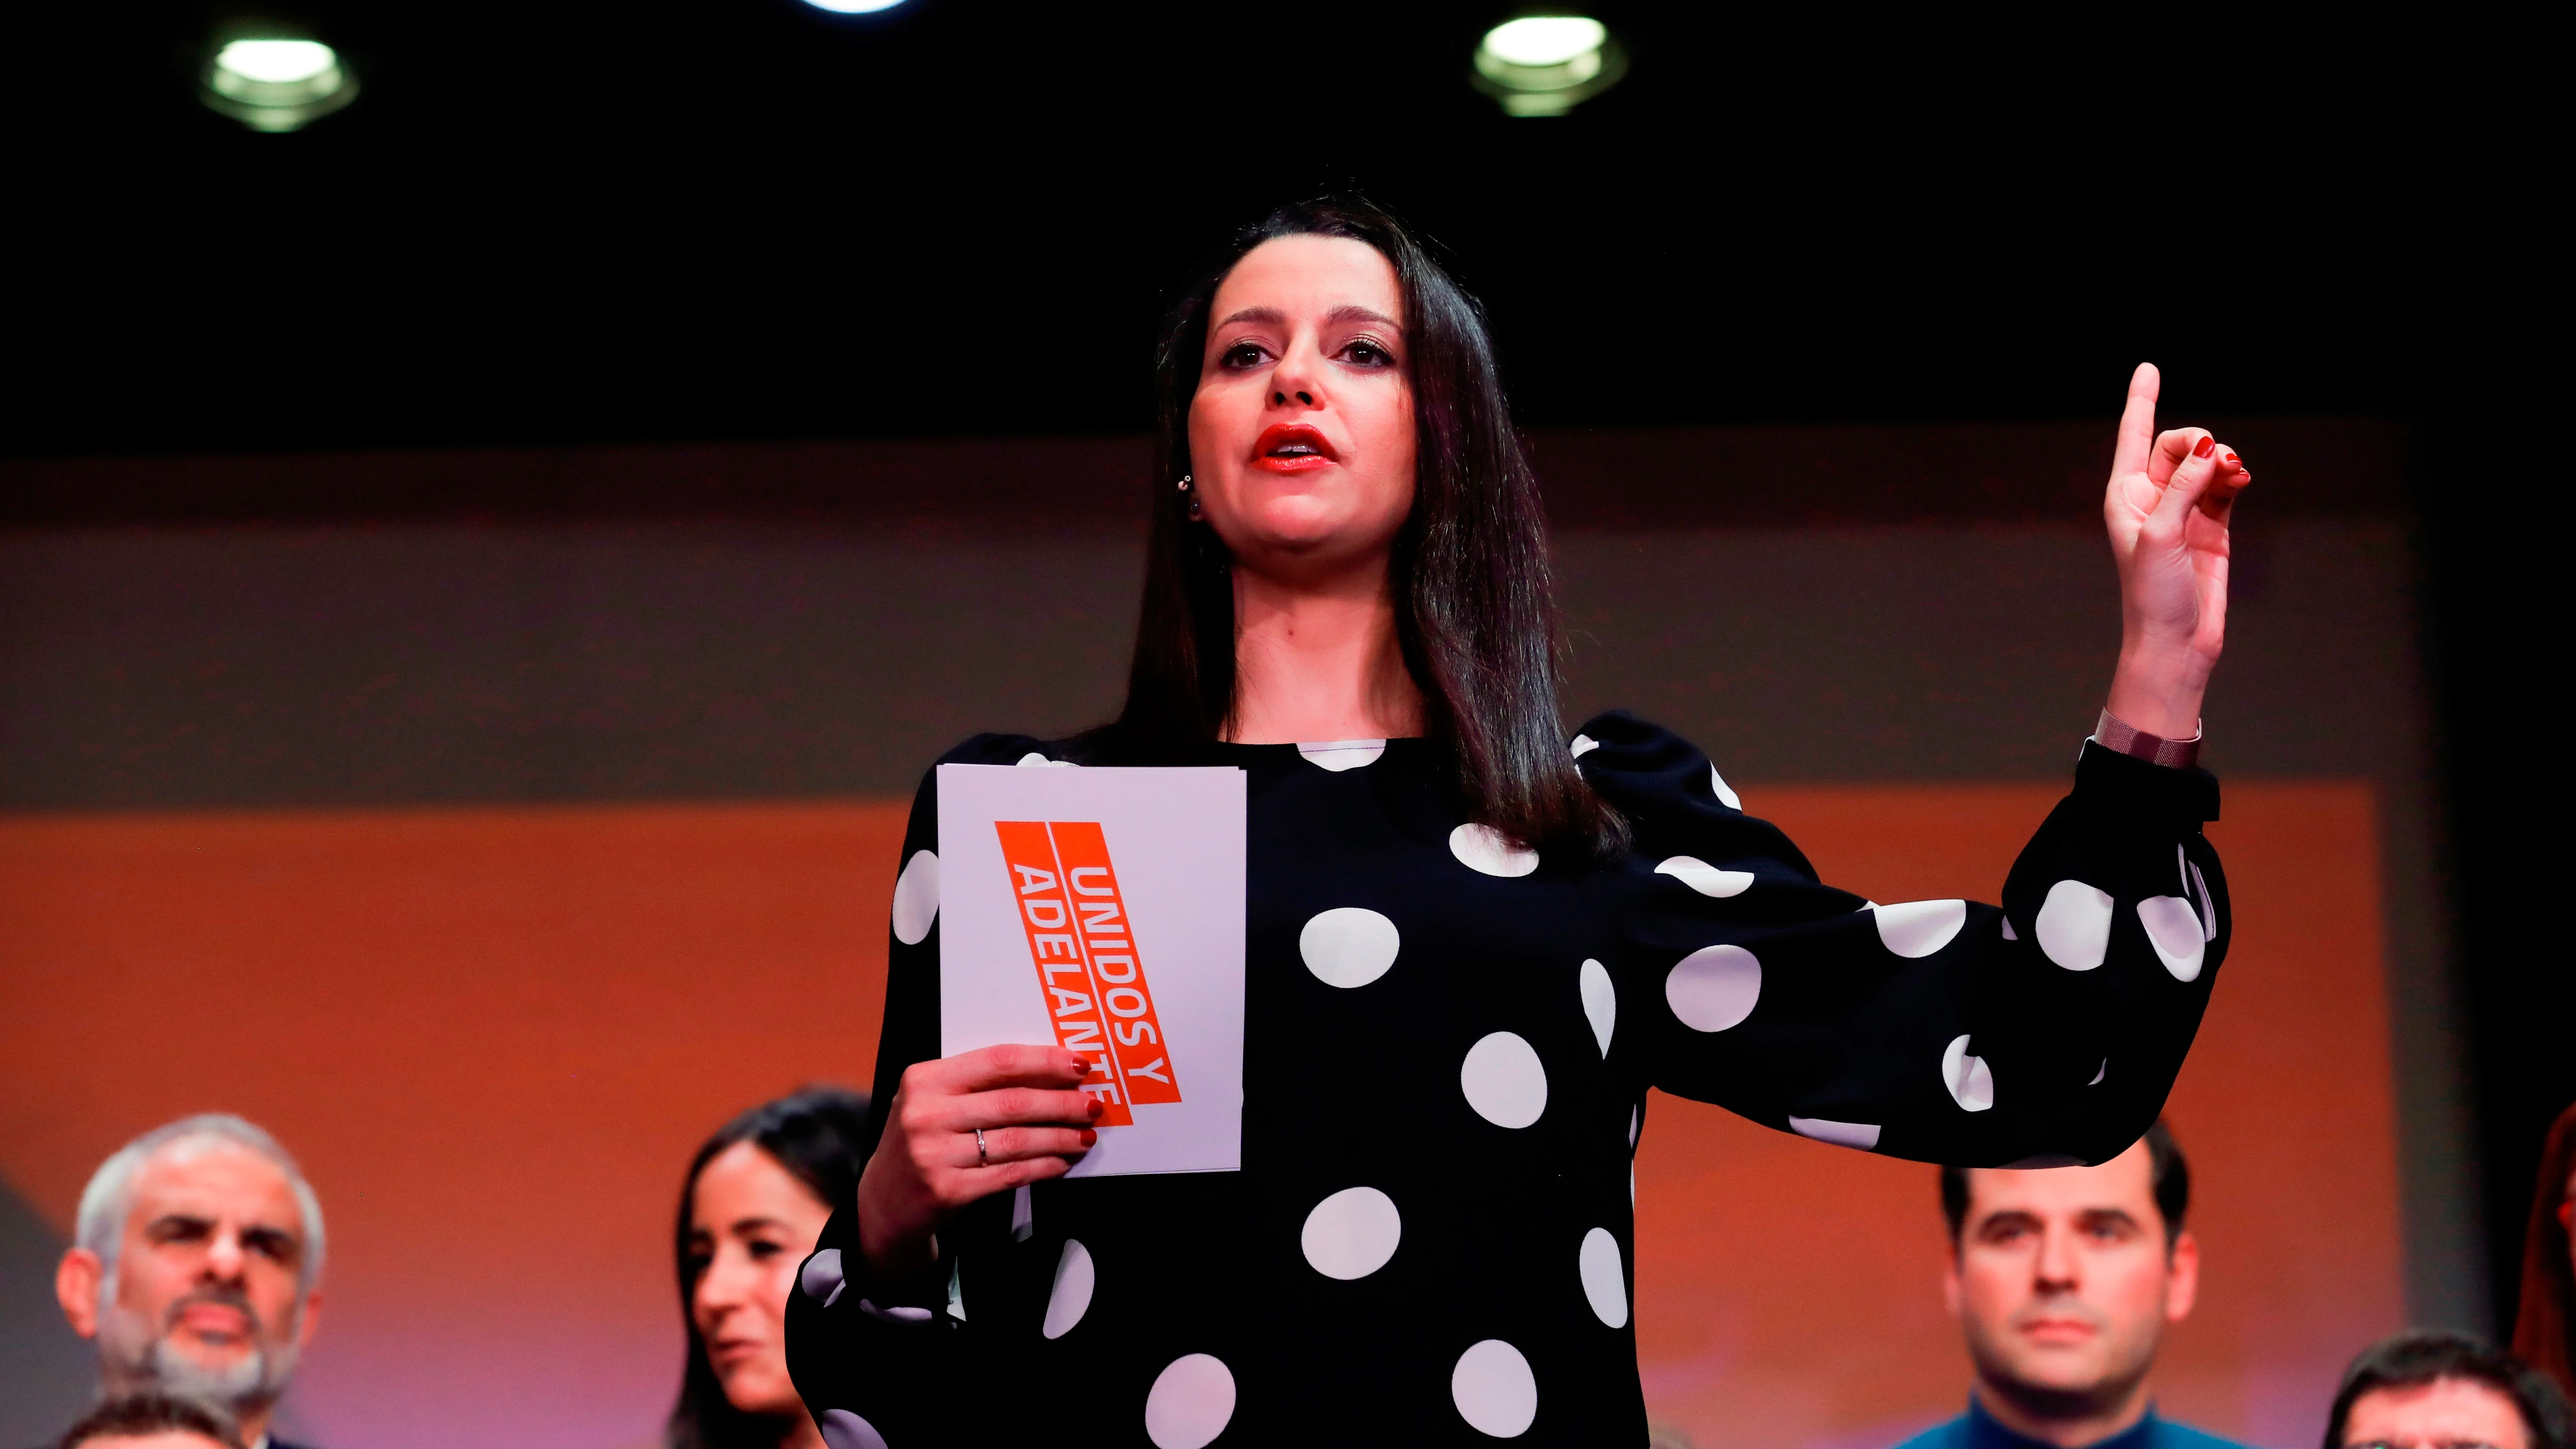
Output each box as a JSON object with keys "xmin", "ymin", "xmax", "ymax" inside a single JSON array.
[
  {"xmin": 1473, "ymin": 14, "xmax": 1626, "ymax": 117},
  {"xmin": 202, "ymin": 33, "xmax": 357, "ymax": 132}
]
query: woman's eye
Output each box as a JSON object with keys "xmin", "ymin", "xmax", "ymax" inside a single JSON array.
[
  {"xmin": 748, "ymin": 1240, "xmax": 782, "ymax": 1260},
  {"xmin": 1222, "ymin": 343, "xmax": 1266, "ymax": 370},
  {"xmin": 1344, "ymin": 341, "xmax": 1392, "ymax": 367}
]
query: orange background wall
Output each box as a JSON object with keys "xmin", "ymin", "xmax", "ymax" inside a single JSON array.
[{"xmin": 0, "ymin": 781, "xmax": 2397, "ymax": 1449}]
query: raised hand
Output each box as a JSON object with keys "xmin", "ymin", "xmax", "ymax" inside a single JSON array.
[
  {"xmin": 2101, "ymin": 363, "xmax": 2250, "ymax": 741},
  {"xmin": 854, "ymin": 1043, "xmax": 1102, "ymax": 1284}
]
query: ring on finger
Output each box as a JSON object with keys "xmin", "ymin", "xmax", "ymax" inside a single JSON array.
[{"xmin": 974, "ymin": 1127, "xmax": 989, "ymax": 1168}]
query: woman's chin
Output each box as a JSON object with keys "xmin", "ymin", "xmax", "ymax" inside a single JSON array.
[
  {"xmin": 720, "ymin": 1369, "xmax": 802, "ymax": 1417},
  {"xmin": 1223, "ymin": 503, "xmax": 1405, "ymax": 565}
]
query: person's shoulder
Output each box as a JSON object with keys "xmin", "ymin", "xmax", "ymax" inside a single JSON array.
[
  {"xmin": 908, "ymin": 732, "xmax": 1089, "ymax": 789},
  {"xmin": 2147, "ymin": 1416, "xmax": 2260, "ymax": 1449},
  {"xmin": 935, "ymin": 732, "xmax": 1074, "ymax": 766},
  {"xmin": 1570, "ymin": 709, "xmax": 1748, "ymax": 819},
  {"xmin": 1887, "ymin": 1414, "xmax": 1973, "ymax": 1449},
  {"xmin": 1570, "ymin": 709, "xmax": 1703, "ymax": 765}
]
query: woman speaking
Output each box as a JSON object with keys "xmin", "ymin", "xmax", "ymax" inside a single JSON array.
[{"xmin": 785, "ymin": 198, "xmax": 2247, "ymax": 1448}]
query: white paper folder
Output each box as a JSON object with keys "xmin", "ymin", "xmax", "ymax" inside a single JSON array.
[{"xmin": 936, "ymin": 763, "xmax": 1246, "ymax": 1177}]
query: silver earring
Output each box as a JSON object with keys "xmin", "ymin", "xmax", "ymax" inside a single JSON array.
[{"xmin": 1180, "ymin": 474, "xmax": 1203, "ymax": 521}]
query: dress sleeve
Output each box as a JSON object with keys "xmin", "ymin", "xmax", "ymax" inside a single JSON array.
[
  {"xmin": 1577, "ymin": 710, "xmax": 2229, "ymax": 1168},
  {"xmin": 786, "ymin": 733, "xmax": 1046, "ymax": 1447}
]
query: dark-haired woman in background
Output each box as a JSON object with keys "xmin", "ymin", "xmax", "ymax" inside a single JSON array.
[
  {"xmin": 2516, "ymin": 1102, "xmax": 2576, "ymax": 1402},
  {"xmin": 670, "ymin": 1088, "xmax": 870, "ymax": 1449},
  {"xmin": 789, "ymin": 198, "xmax": 2249, "ymax": 1447}
]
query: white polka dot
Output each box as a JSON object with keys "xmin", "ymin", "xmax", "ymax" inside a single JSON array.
[
  {"xmin": 1627, "ymin": 1102, "xmax": 1641, "ymax": 1149},
  {"xmin": 1450, "ymin": 823, "xmax": 1538, "ymax": 877},
  {"xmin": 1040, "ymin": 1238, "xmax": 1094, "ymax": 1339},
  {"xmin": 1297, "ymin": 738, "xmax": 1385, "ymax": 771},
  {"xmin": 2000, "ymin": 916, "xmax": 2020, "ymax": 941},
  {"xmin": 1940, "ymin": 1034, "xmax": 1995, "ymax": 1112},
  {"xmin": 1578, "ymin": 959, "xmax": 1616, "ymax": 1056},
  {"xmin": 799, "ymin": 1247, "xmax": 844, "ymax": 1304},
  {"xmin": 1451, "ymin": 1338, "xmax": 1539, "ymax": 1437},
  {"xmin": 1144, "ymin": 1353, "xmax": 1237, "ymax": 1449},
  {"xmin": 1709, "ymin": 764, "xmax": 1742, "ymax": 810},
  {"xmin": 1578, "ymin": 1227, "xmax": 1627, "ymax": 1328},
  {"xmin": 1570, "ymin": 733, "xmax": 1601, "ymax": 759},
  {"xmin": 891, "ymin": 849, "xmax": 940, "ymax": 946},
  {"xmin": 1301, "ymin": 1186, "xmax": 1402, "ymax": 1280},
  {"xmin": 1664, "ymin": 944, "xmax": 1760, "ymax": 1032},
  {"xmin": 1788, "ymin": 1116, "xmax": 1881, "ymax": 1151},
  {"xmin": 2136, "ymin": 896, "xmax": 2206, "ymax": 981},
  {"xmin": 1299, "ymin": 907, "xmax": 1401, "ymax": 989},
  {"xmin": 2190, "ymin": 861, "xmax": 2217, "ymax": 941},
  {"xmin": 1011, "ymin": 1183, "xmax": 1033, "ymax": 1242},
  {"xmin": 1653, "ymin": 855, "xmax": 1753, "ymax": 898},
  {"xmin": 857, "ymin": 1298, "xmax": 933, "ymax": 1324},
  {"xmin": 2089, "ymin": 1059, "xmax": 2107, "ymax": 1086},
  {"xmin": 818, "ymin": 1409, "xmax": 890, "ymax": 1449},
  {"xmin": 2034, "ymin": 879, "xmax": 2114, "ymax": 970},
  {"xmin": 1460, "ymin": 1031, "xmax": 1548, "ymax": 1128},
  {"xmin": 945, "ymin": 1260, "xmax": 964, "ymax": 1320},
  {"xmin": 1016, "ymin": 751, "xmax": 1078, "ymax": 768},
  {"xmin": 1874, "ymin": 900, "xmax": 1967, "ymax": 958}
]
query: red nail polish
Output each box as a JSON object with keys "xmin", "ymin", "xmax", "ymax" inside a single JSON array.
[
  {"xmin": 1079, "ymin": 1129, "xmax": 1097, "ymax": 1147},
  {"xmin": 2193, "ymin": 435, "xmax": 2216, "ymax": 458},
  {"xmin": 2221, "ymin": 451, "xmax": 2239, "ymax": 467}
]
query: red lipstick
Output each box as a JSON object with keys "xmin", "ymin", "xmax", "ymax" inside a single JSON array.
[{"xmin": 1251, "ymin": 423, "xmax": 1338, "ymax": 474}]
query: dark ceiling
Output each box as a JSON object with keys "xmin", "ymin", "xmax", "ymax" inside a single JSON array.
[{"xmin": 10, "ymin": 2, "xmax": 2465, "ymax": 455}]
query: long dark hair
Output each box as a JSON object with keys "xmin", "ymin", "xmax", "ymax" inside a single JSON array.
[
  {"xmin": 2517, "ymin": 1102, "xmax": 2576, "ymax": 1402},
  {"xmin": 1110, "ymin": 195, "xmax": 1624, "ymax": 858},
  {"xmin": 666, "ymin": 1086, "xmax": 872, "ymax": 1449}
]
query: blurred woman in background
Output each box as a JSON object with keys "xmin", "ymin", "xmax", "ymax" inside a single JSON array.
[
  {"xmin": 669, "ymin": 1087, "xmax": 870, "ymax": 1449},
  {"xmin": 2515, "ymin": 1102, "xmax": 2576, "ymax": 1402}
]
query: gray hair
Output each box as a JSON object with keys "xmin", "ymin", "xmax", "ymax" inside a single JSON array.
[{"xmin": 76, "ymin": 1114, "xmax": 326, "ymax": 1292}]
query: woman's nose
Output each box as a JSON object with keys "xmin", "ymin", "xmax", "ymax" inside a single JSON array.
[
  {"xmin": 696, "ymin": 1259, "xmax": 749, "ymax": 1318},
  {"xmin": 1269, "ymin": 340, "xmax": 1323, "ymax": 409}
]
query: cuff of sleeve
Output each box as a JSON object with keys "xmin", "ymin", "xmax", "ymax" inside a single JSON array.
[
  {"xmin": 818, "ymin": 1207, "xmax": 950, "ymax": 1319},
  {"xmin": 2075, "ymin": 739, "xmax": 2221, "ymax": 824}
]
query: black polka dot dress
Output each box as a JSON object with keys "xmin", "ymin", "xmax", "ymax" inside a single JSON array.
[{"xmin": 786, "ymin": 711, "xmax": 2229, "ymax": 1449}]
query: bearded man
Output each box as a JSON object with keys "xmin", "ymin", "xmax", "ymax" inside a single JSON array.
[{"xmin": 53, "ymin": 1115, "xmax": 325, "ymax": 1449}]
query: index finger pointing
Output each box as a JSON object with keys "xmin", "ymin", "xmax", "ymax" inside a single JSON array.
[{"xmin": 2111, "ymin": 362, "xmax": 2160, "ymax": 478}]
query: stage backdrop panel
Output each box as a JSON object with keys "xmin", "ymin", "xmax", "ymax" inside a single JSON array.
[
  {"xmin": 0, "ymin": 781, "xmax": 2394, "ymax": 1449},
  {"xmin": 1630, "ymin": 780, "xmax": 2399, "ymax": 1449}
]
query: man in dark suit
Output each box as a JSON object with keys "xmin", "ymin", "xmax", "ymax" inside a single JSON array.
[{"xmin": 51, "ymin": 1115, "xmax": 326, "ymax": 1449}]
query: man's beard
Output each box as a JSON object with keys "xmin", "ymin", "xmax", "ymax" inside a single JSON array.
[{"xmin": 97, "ymin": 1281, "xmax": 299, "ymax": 1410}]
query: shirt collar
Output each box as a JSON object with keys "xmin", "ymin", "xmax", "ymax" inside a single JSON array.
[{"xmin": 1966, "ymin": 1394, "xmax": 2159, "ymax": 1449}]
